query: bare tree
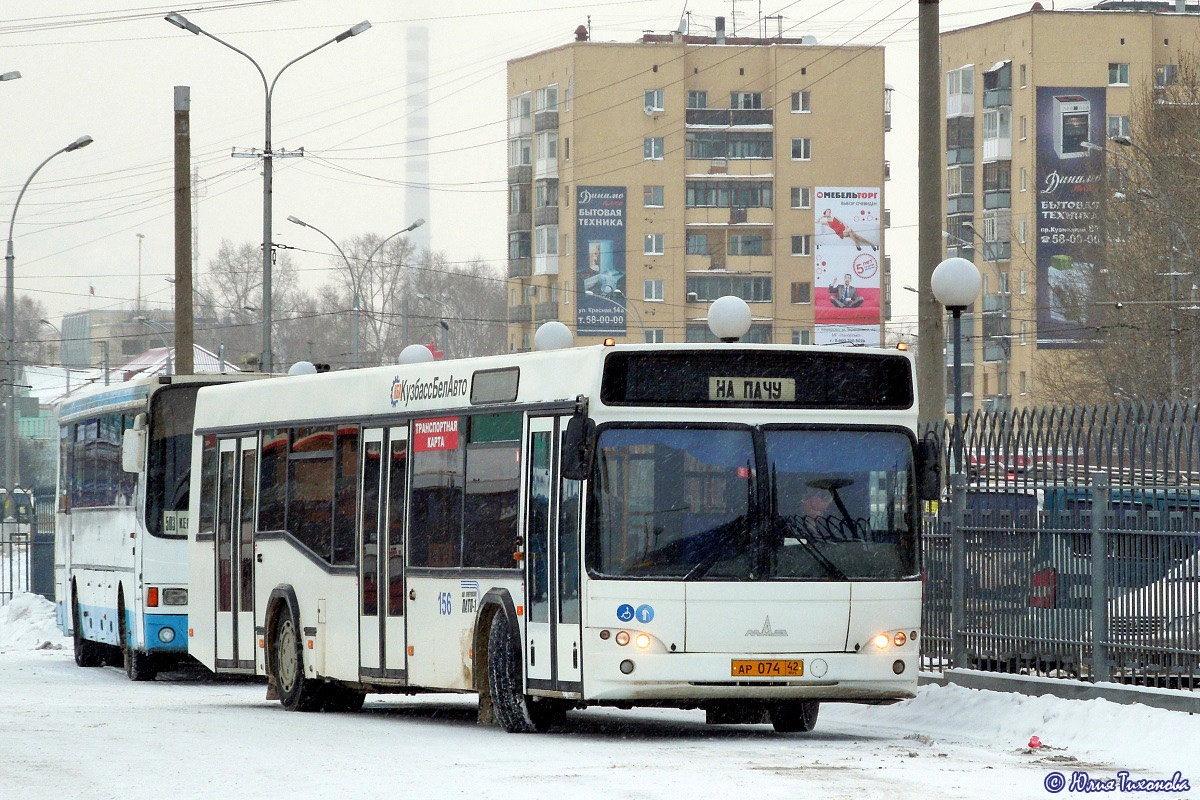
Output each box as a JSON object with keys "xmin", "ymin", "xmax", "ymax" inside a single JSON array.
[{"xmin": 1, "ymin": 294, "xmax": 50, "ymax": 363}]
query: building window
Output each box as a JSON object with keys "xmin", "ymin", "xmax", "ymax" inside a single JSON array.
[
  {"xmin": 790, "ymin": 281, "xmax": 811, "ymax": 304},
  {"xmin": 1018, "ymin": 219, "xmax": 1026, "ymax": 244},
  {"xmin": 508, "ymin": 231, "xmax": 530, "ymax": 260},
  {"xmin": 1108, "ymin": 115, "xmax": 1131, "ymax": 139},
  {"xmin": 644, "ymin": 88, "xmax": 665, "ymax": 112},
  {"xmin": 563, "ymin": 138, "xmax": 569, "ymax": 160},
  {"xmin": 791, "ymin": 90, "xmax": 811, "ymax": 113},
  {"xmin": 730, "ymin": 91, "xmax": 762, "ymax": 109},
  {"xmin": 1020, "ymin": 371, "xmax": 1028, "ymax": 394},
  {"xmin": 535, "ymin": 85, "xmax": 558, "ymax": 112},
  {"xmin": 685, "ymin": 131, "xmax": 772, "ymax": 159},
  {"xmin": 1020, "ymin": 321, "xmax": 1028, "ymax": 345},
  {"xmin": 508, "ymin": 92, "xmax": 531, "ymax": 136},
  {"xmin": 534, "ymin": 179, "xmax": 558, "ymax": 208},
  {"xmin": 997, "ymin": 271, "xmax": 1009, "ymax": 294},
  {"xmin": 643, "ymin": 137, "xmax": 664, "ymax": 160},
  {"xmin": 686, "ymin": 274, "xmax": 772, "ymax": 302},
  {"xmin": 791, "ymin": 329, "xmax": 812, "ymax": 345},
  {"xmin": 508, "ymin": 137, "xmax": 531, "ymax": 167},
  {"xmin": 790, "ymin": 187, "xmax": 811, "ymax": 209},
  {"xmin": 728, "ymin": 233, "xmax": 769, "ymax": 256},
  {"xmin": 535, "ymin": 131, "xmax": 558, "ymax": 161},
  {"xmin": 534, "ymin": 225, "xmax": 558, "ymax": 257},
  {"xmin": 790, "ymin": 234, "xmax": 812, "ymax": 256},
  {"xmin": 1019, "ymin": 63, "xmax": 1026, "ymax": 88},
  {"xmin": 1108, "ymin": 62, "xmax": 1130, "ymax": 86},
  {"xmin": 685, "ymin": 180, "xmax": 773, "ymax": 208},
  {"xmin": 645, "ymin": 329, "xmax": 665, "ymax": 343},
  {"xmin": 509, "ymin": 185, "xmax": 529, "ymax": 215},
  {"xmin": 790, "ymin": 138, "xmax": 811, "ymax": 160},
  {"xmin": 686, "ymin": 232, "xmax": 709, "ymax": 255},
  {"xmin": 644, "ymin": 279, "xmax": 664, "ymax": 301},
  {"xmin": 1020, "ymin": 115, "xmax": 1027, "ymax": 140},
  {"xmin": 644, "ymin": 185, "xmax": 664, "ymax": 207},
  {"xmin": 1019, "ymin": 270, "xmax": 1027, "ymax": 294},
  {"xmin": 687, "ymin": 90, "xmax": 707, "ymax": 109},
  {"xmin": 643, "ymin": 233, "xmax": 664, "ymax": 255},
  {"xmin": 1155, "ymin": 64, "xmax": 1177, "ymax": 87},
  {"xmin": 1020, "ymin": 167, "xmax": 1027, "ymax": 192}
]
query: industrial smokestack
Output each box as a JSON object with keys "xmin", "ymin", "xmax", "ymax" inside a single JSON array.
[
  {"xmin": 405, "ymin": 27, "xmax": 432, "ymax": 257},
  {"xmin": 715, "ymin": 16, "xmax": 726, "ymax": 44}
]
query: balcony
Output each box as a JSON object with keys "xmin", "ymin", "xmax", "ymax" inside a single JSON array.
[
  {"xmin": 983, "ymin": 191, "xmax": 1010, "ymax": 210},
  {"xmin": 533, "ymin": 206, "xmax": 558, "ymax": 226},
  {"xmin": 983, "ymin": 87, "xmax": 1012, "ymax": 109},
  {"xmin": 983, "ymin": 135, "xmax": 1011, "ymax": 162},
  {"xmin": 685, "ymin": 108, "xmax": 773, "ymax": 127},
  {"xmin": 507, "ymin": 258, "xmax": 531, "ymax": 278},
  {"xmin": 507, "ymin": 164, "xmax": 531, "ymax": 185},
  {"xmin": 947, "ymin": 92, "xmax": 974, "ymax": 118},
  {"xmin": 534, "ymin": 301, "xmax": 559, "ymax": 322},
  {"xmin": 947, "ymin": 195, "xmax": 974, "ymax": 214},
  {"xmin": 533, "ymin": 253, "xmax": 558, "ymax": 276},
  {"xmin": 982, "ymin": 293, "xmax": 1011, "ymax": 362},
  {"xmin": 507, "ymin": 304, "xmax": 532, "ymax": 323},
  {"xmin": 507, "ymin": 212, "xmax": 531, "ymax": 232},
  {"xmin": 534, "ymin": 110, "xmax": 558, "ymax": 131}
]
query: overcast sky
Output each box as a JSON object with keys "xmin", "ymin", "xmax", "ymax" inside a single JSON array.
[{"xmin": 2, "ymin": 0, "xmax": 1092, "ymax": 343}]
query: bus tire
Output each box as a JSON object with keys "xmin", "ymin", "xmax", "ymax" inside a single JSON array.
[
  {"xmin": 118, "ymin": 593, "xmax": 157, "ymax": 682},
  {"xmin": 322, "ymin": 683, "xmax": 366, "ymax": 713},
  {"xmin": 71, "ymin": 589, "xmax": 103, "ymax": 668},
  {"xmin": 487, "ymin": 614, "xmax": 563, "ymax": 733},
  {"xmin": 272, "ymin": 610, "xmax": 324, "ymax": 712},
  {"xmin": 769, "ymin": 700, "xmax": 820, "ymax": 733}
]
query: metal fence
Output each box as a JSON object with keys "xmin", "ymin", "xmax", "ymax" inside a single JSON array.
[
  {"xmin": 0, "ymin": 495, "xmax": 54, "ymax": 606},
  {"xmin": 921, "ymin": 402, "xmax": 1200, "ymax": 688}
]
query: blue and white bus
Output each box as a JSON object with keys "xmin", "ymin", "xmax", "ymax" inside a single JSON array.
[
  {"xmin": 56, "ymin": 373, "xmax": 260, "ymax": 679},
  {"xmin": 188, "ymin": 328, "xmax": 937, "ymax": 732}
]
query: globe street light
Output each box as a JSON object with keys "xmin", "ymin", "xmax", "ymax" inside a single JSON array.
[
  {"xmin": 931, "ymin": 256, "xmax": 982, "ymax": 473},
  {"xmin": 166, "ymin": 13, "xmax": 371, "ymax": 374},
  {"xmin": 4, "ymin": 135, "xmax": 93, "ymax": 521}
]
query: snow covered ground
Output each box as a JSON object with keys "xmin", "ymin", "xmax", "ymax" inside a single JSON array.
[{"xmin": 1, "ymin": 592, "xmax": 1197, "ymax": 799}]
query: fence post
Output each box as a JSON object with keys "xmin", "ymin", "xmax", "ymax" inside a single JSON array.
[
  {"xmin": 950, "ymin": 471, "xmax": 968, "ymax": 669},
  {"xmin": 1090, "ymin": 471, "xmax": 1110, "ymax": 683}
]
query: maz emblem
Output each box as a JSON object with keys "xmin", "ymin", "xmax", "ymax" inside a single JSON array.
[{"xmin": 746, "ymin": 616, "xmax": 788, "ymax": 637}]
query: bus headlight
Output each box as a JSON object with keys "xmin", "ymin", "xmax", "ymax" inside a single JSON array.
[
  {"xmin": 872, "ymin": 633, "xmax": 890, "ymax": 649},
  {"xmin": 162, "ymin": 588, "xmax": 188, "ymax": 606},
  {"xmin": 615, "ymin": 631, "xmax": 630, "ymax": 646},
  {"xmin": 634, "ymin": 633, "xmax": 651, "ymax": 649},
  {"xmin": 158, "ymin": 627, "xmax": 176, "ymax": 643}
]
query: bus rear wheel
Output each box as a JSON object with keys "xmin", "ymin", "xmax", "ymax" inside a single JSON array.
[
  {"xmin": 117, "ymin": 594, "xmax": 157, "ymax": 681},
  {"xmin": 486, "ymin": 614, "xmax": 565, "ymax": 733},
  {"xmin": 71, "ymin": 591, "xmax": 103, "ymax": 668},
  {"xmin": 769, "ymin": 700, "xmax": 820, "ymax": 733},
  {"xmin": 273, "ymin": 611, "xmax": 324, "ymax": 712}
]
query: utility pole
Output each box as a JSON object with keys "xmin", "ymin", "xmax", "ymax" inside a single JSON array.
[
  {"xmin": 917, "ymin": 0, "xmax": 946, "ymax": 424},
  {"xmin": 174, "ymin": 86, "xmax": 194, "ymax": 375},
  {"xmin": 136, "ymin": 233, "xmax": 145, "ymax": 316}
]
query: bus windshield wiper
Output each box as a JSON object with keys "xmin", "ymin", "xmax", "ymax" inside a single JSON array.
[
  {"xmin": 806, "ymin": 478, "xmax": 862, "ymax": 535},
  {"xmin": 682, "ymin": 515, "xmax": 752, "ymax": 581},
  {"xmin": 776, "ymin": 515, "xmax": 848, "ymax": 580}
]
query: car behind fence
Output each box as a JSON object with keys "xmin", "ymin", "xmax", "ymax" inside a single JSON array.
[{"xmin": 921, "ymin": 402, "xmax": 1200, "ymax": 689}]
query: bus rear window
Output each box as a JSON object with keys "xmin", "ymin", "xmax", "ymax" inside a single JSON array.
[
  {"xmin": 146, "ymin": 385, "xmax": 200, "ymax": 538},
  {"xmin": 601, "ymin": 350, "xmax": 913, "ymax": 409}
]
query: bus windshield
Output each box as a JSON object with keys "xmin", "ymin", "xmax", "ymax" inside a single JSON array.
[
  {"xmin": 146, "ymin": 385, "xmax": 199, "ymax": 538},
  {"xmin": 587, "ymin": 426, "xmax": 916, "ymax": 581}
]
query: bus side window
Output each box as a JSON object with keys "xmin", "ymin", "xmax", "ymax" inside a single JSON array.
[
  {"xmin": 198, "ymin": 435, "xmax": 217, "ymax": 536},
  {"xmin": 409, "ymin": 418, "xmax": 464, "ymax": 569},
  {"xmin": 332, "ymin": 426, "xmax": 359, "ymax": 567},
  {"xmin": 463, "ymin": 413, "xmax": 521, "ymax": 569},
  {"xmin": 258, "ymin": 429, "xmax": 289, "ymax": 532}
]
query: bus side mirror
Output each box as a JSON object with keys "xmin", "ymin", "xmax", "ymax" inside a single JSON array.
[
  {"xmin": 561, "ymin": 415, "xmax": 596, "ymax": 481},
  {"xmin": 916, "ymin": 438, "xmax": 941, "ymax": 501},
  {"xmin": 122, "ymin": 428, "xmax": 146, "ymax": 474}
]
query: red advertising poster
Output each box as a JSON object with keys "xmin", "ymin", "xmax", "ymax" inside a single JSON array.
[
  {"xmin": 413, "ymin": 416, "xmax": 459, "ymax": 452},
  {"xmin": 813, "ymin": 187, "xmax": 882, "ymax": 347}
]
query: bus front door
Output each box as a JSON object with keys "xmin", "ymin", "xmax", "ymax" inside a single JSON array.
[
  {"xmin": 524, "ymin": 416, "xmax": 582, "ymax": 695},
  {"xmin": 359, "ymin": 428, "xmax": 385, "ymax": 677},
  {"xmin": 216, "ymin": 436, "xmax": 256, "ymax": 671},
  {"xmin": 382, "ymin": 428, "xmax": 409, "ymax": 679}
]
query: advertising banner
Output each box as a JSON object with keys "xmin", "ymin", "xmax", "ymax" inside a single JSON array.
[
  {"xmin": 575, "ymin": 186, "xmax": 627, "ymax": 337},
  {"xmin": 813, "ymin": 187, "xmax": 882, "ymax": 346},
  {"xmin": 1036, "ymin": 86, "xmax": 1105, "ymax": 347}
]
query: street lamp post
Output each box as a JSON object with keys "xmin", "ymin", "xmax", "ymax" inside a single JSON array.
[
  {"xmin": 5, "ymin": 135, "xmax": 93, "ymax": 521},
  {"xmin": 932, "ymin": 256, "xmax": 983, "ymax": 473},
  {"xmin": 288, "ymin": 216, "xmax": 423, "ymax": 367},
  {"xmin": 417, "ymin": 292, "xmax": 452, "ymax": 358},
  {"xmin": 166, "ymin": 13, "xmax": 371, "ymax": 374}
]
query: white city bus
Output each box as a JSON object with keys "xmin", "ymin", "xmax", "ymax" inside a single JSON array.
[
  {"xmin": 57, "ymin": 373, "xmax": 260, "ymax": 680},
  {"xmin": 187, "ymin": 340, "xmax": 935, "ymax": 732}
]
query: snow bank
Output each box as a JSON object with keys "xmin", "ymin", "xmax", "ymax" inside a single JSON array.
[
  {"xmin": 840, "ymin": 682, "xmax": 1200, "ymax": 772},
  {"xmin": 0, "ymin": 592, "xmax": 65, "ymax": 652}
]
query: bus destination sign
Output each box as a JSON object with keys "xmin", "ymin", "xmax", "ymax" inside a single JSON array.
[{"xmin": 708, "ymin": 377, "xmax": 796, "ymax": 403}]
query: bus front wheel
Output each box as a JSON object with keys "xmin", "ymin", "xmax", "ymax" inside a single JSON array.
[
  {"xmin": 273, "ymin": 611, "xmax": 324, "ymax": 712},
  {"xmin": 118, "ymin": 593, "xmax": 157, "ymax": 681},
  {"xmin": 486, "ymin": 614, "xmax": 565, "ymax": 733},
  {"xmin": 769, "ymin": 700, "xmax": 820, "ymax": 733}
]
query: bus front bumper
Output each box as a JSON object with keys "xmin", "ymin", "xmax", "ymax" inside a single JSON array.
[
  {"xmin": 582, "ymin": 648, "xmax": 918, "ymax": 703},
  {"xmin": 144, "ymin": 613, "xmax": 188, "ymax": 653}
]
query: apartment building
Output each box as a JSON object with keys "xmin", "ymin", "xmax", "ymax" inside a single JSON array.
[
  {"xmin": 506, "ymin": 20, "xmax": 890, "ymax": 349},
  {"xmin": 941, "ymin": 1, "xmax": 1200, "ymax": 411}
]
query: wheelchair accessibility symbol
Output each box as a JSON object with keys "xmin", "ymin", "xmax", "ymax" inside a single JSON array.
[{"xmin": 616, "ymin": 604, "xmax": 635, "ymax": 622}]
